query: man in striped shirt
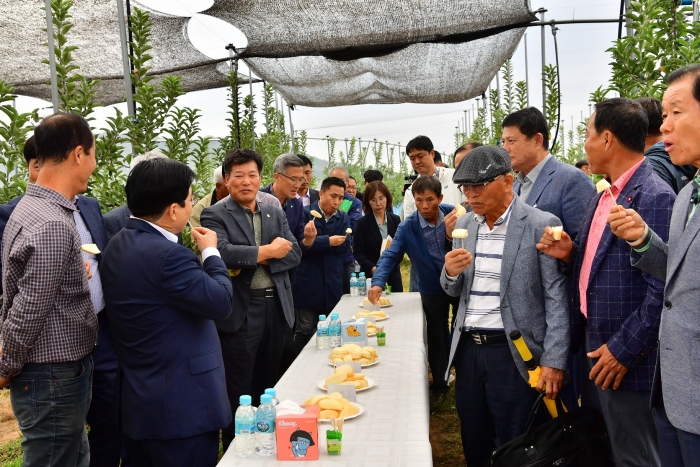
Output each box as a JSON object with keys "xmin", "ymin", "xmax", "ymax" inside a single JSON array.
[{"xmin": 441, "ymin": 146, "xmax": 569, "ymax": 466}]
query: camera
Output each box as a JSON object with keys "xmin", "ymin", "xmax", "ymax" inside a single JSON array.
[{"xmin": 401, "ymin": 174, "xmax": 419, "ymax": 197}]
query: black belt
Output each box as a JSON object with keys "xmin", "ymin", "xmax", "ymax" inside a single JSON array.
[
  {"xmin": 460, "ymin": 329, "xmax": 507, "ymax": 345},
  {"xmin": 250, "ymin": 288, "xmax": 276, "ymax": 298}
]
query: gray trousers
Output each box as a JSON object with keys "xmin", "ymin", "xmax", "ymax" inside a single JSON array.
[{"xmin": 582, "ymin": 334, "xmax": 660, "ymax": 467}]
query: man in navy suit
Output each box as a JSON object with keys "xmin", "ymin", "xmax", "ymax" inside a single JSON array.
[
  {"xmin": 100, "ymin": 158, "xmax": 233, "ymax": 467},
  {"xmin": 260, "ymin": 153, "xmax": 306, "ymax": 244},
  {"xmin": 0, "ymin": 135, "xmax": 40, "ymax": 295},
  {"xmin": 296, "ymin": 154, "xmax": 319, "ymax": 206},
  {"xmin": 538, "ymin": 98, "xmax": 674, "ymax": 467}
]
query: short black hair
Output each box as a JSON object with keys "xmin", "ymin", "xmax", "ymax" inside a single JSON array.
[
  {"xmin": 501, "ymin": 107, "xmax": 550, "ymax": 150},
  {"xmin": 222, "ymin": 149, "xmax": 263, "ymax": 176},
  {"xmin": 320, "ymin": 176, "xmax": 346, "ymax": 192},
  {"xmin": 406, "ymin": 136, "xmax": 433, "ymax": 155},
  {"xmin": 23, "ymin": 135, "xmax": 36, "ymax": 164},
  {"xmin": 454, "ymin": 142, "xmax": 483, "ymax": 158},
  {"xmin": 593, "ymin": 98, "xmax": 648, "ymax": 154},
  {"xmin": 411, "ymin": 175, "xmax": 442, "ymax": 197},
  {"xmin": 575, "ymin": 159, "xmax": 589, "ymax": 168},
  {"xmin": 297, "ymin": 154, "xmax": 313, "ymax": 167},
  {"xmin": 33, "ymin": 112, "xmax": 94, "ymax": 165},
  {"xmin": 636, "ymin": 97, "xmax": 663, "ymax": 135},
  {"xmin": 126, "ymin": 158, "xmax": 195, "ymax": 220},
  {"xmin": 433, "ymin": 150, "xmax": 442, "ymax": 162},
  {"xmin": 668, "ymin": 64, "xmax": 700, "ymax": 104},
  {"xmin": 363, "ymin": 169, "xmax": 383, "ymax": 183}
]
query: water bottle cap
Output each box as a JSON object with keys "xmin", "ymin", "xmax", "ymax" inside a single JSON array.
[
  {"xmin": 319, "ymin": 315, "xmax": 327, "ymax": 321},
  {"xmin": 351, "ymin": 273, "xmax": 356, "ymax": 277},
  {"xmin": 331, "ymin": 313, "xmax": 339, "ymax": 319},
  {"xmin": 359, "ymin": 272, "xmax": 365, "ymax": 277},
  {"xmin": 240, "ymin": 395, "xmax": 252, "ymax": 405},
  {"xmin": 260, "ymin": 394, "xmax": 272, "ymax": 404},
  {"xmin": 264, "ymin": 388, "xmax": 276, "ymax": 397}
]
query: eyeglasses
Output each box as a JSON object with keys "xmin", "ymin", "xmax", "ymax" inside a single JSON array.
[
  {"xmin": 459, "ymin": 175, "xmax": 504, "ymax": 195},
  {"xmin": 276, "ymin": 172, "xmax": 304, "ymax": 184},
  {"xmin": 369, "ymin": 196, "xmax": 386, "ymax": 204}
]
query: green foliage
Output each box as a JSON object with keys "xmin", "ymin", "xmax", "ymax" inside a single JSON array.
[
  {"xmin": 515, "ymin": 81, "xmax": 528, "ymax": 110},
  {"xmin": 598, "ymin": 0, "xmax": 700, "ymax": 100},
  {"xmin": 543, "ymin": 64, "xmax": 562, "ymax": 155},
  {"xmin": 0, "ymin": 82, "xmax": 38, "ymax": 203}
]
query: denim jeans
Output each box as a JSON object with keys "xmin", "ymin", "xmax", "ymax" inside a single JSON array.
[{"xmin": 10, "ymin": 354, "xmax": 93, "ymax": 467}]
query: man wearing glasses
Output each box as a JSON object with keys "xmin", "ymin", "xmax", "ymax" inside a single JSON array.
[
  {"xmin": 261, "ymin": 153, "xmax": 307, "ymax": 245},
  {"xmin": 442, "ymin": 146, "xmax": 569, "ymax": 466},
  {"xmin": 502, "ymin": 107, "xmax": 594, "ymax": 242}
]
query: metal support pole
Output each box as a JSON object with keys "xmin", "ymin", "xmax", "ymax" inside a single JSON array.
[
  {"xmin": 44, "ymin": 0, "xmax": 59, "ymax": 113},
  {"xmin": 524, "ymin": 33, "xmax": 530, "ymax": 106},
  {"xmin": 495, "ymin": 71, "xmax": 501, "ymax": 108},
  {"xmin": 288, "ymin": 105, "xmax": 295, "ymax": 152},
  {"xmin": 226, "ymin": 45, "xmax": 241, "ymax": 149},
  {"xmin": 694, "ymin": 0, "xmax": 699, "ymax": 23},
  {"xmin": 540, "ymin": 9, "xmax": 547, "ymax": 114},
  {"xmin": 11, "ymin": 95, "xmax": 17, "ymax": 110},
  {"xmin": 249, "ymin": 72, "xmax": 255, "ymax": 151},
  {"xmin": 116, "ymin": 0, "xmax": 134, "ymax": 117}
]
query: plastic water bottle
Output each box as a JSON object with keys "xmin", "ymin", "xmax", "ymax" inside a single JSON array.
[
  {"xmin": 350, "ymin": 273, "xmax": 358, "ymax": 297},
  {"xmin": 358, "ymin": 272, "xmax": 367, "ymax": 296},
  {"xmin": 366, "ymin": 278, "xmax": 372, "ymax": 296},
  {"xmin": 329, "ymin": 313, "xmax": 342, "ymax": 348},
  {"xmin": 316, "ymin": 315, "xmax": 329, "ymax": 349},
  {"xmin": 234, "ymin": 395, "xmax": 256, "ymax": 458},
  {"xmin": 255, "ymin": 394, "xmax": 277, "ymax": 456},
  {"xmin": 264, "ymin": 388, "xmax": 279, "ymax": 407}
]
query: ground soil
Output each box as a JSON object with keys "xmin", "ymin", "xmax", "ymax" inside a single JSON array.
[{"xmin": 0, "ymin": 390, "xmax": 19, "ymax": 445}]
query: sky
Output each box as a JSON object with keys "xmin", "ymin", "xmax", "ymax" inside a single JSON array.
[{"xmin": 14, "ymin": 0, "xmax": 623, "ymax": 166}]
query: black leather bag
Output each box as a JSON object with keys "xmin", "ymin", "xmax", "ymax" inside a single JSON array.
[{"xmin": 490, "ymin": 393, "xmax": 615, "ymax": 467}]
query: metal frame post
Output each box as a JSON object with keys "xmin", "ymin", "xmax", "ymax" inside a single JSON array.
[
  {"xmin": 44, "ymin": 0, "xmax": 59, "ymax": 113},
  {"xmin": 695, "ymin": 0, "xmax": 699, "ymax": 22},
  {"xmin": 248, "ymin": 71, "xmax": 255, "ymax": 151},
  {"xmin": 116, "ymin": 0, "xmax": 134, "ymax": 117},
  {"xmin": 524, "ymin": 33, "xmax": 530, "ymax": 106},
  {"xmin": 540, "ymin": 9, "xmax": 547, "ymax": 113},
  {"xmin": 288, "ymin": 105, "xmax": 295, "ymax": 152}
]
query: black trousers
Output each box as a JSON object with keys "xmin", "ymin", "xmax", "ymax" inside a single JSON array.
[
  {"xmin": 453, "ymin": 336, "xmax": 541, "ymax": 467},
  {"xmin": 421, "ymin": 291, "xmax": 459, "ymax": 394},
  {"xmin": 218, "ymin": 295, "xmax": 287, "ymax": 451},
  {"xmin": 122, "ymin": 430, "xmax": 218, "ymax": 467},
  {"xmin": 86, "ymin": 311, "xmax": 124, "ymax": 467}
]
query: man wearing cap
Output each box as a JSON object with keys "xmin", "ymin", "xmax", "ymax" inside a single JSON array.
[{"xmin": 441, "ymin": 146, "xmax": 570, "ymax": 466}]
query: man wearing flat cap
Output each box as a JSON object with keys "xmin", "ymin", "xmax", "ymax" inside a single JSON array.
[{"xmin": 440, "ymin": 146, "xmax": 570, "ymax": 466}]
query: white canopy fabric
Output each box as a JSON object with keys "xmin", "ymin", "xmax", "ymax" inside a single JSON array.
[{"xmin": 0, "ymin": 0, "xmax": 534, "ymax": 107}]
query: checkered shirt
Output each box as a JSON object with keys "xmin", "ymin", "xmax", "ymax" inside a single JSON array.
[
  {"xmin": 0, "ymin": 184, "xmax": 97, "ymax": 378},
  {"xmin": 418, "ymin": 209, "xmax": 448, "ymax": 270}
]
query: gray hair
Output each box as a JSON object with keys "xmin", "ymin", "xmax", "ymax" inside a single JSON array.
[
  {"xmin": 130, "ymin": 150, "xmax": 168, "ymax": 170},
  {"xmin": 329, "ymin": 165, "xmax": 349, "ymax": 181},
  {"xmin": 273, "ymin": 153, "xmax": 303, "ymax": 175},
  {"xmin": 213, "ymin": 165, "xmax": 224, "ymax": 184}
]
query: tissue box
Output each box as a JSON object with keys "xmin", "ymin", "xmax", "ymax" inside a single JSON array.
[
  {"xmin": 342, "ymin": 319, "xmax": 367, "ymax": 346},
  {"xmin": 276, "ymin": 405, "xmax": 319, "ymax": 460}
]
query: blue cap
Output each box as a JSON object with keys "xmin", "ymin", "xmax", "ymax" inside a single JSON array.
[
  {"xmin": 331, "ymin": 313, "xmax": 339, "ymax": 319},
  {"xmin": 359, "ymin": 272, "xmax": 365, "ymax": 277},
  {"xmin": 351, "ymin": 273, "xmax": 356, "ymax": 277},
  {"xmin": 261, "ymin": 394, "xmax": 272, "ymax": 404},
  {"xmin": 319, "ymin": 315, "xmax": 326, "ymax": 320},
  {"xmin": 265, "ymin": 388, "xmax": 276, "ymax": 397},
  {"xmin": 240, "ymin": 395, "xmax": 252, "ymax": 405}
]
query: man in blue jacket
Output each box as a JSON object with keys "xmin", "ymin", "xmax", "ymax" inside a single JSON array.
[
  {"xmin": 292, "ymin": 177, "xmax": 350, "ymax": 353},
  {"xmin": 100, "ymin": 158, "xmax": 233, "ymax": 467},
  {"xmin": 328, "ymin": 166, "xmax": 363, "ymax": 293},
  {"xmin": 538, "ymin": 98, "xmax": 674, "ymax": 467},
  {"xmin": 368, "ymin": 175, "xmax": 458, "ymax": 407},
  {"xmin": 260, "ymin": 153, "xmax": 306, "ymax": 245}
]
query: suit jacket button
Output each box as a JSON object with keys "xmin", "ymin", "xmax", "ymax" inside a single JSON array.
[{"xmin": 664, "ymin": 300, "xmax": 672, "ymax": 309}]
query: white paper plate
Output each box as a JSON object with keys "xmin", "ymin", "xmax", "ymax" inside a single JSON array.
[
  {"xmin": 318, "ymin": 402, "xmax": 365, "ymax": 422},
  {"xmin": 357, "ymin": 303, "xmax": 393, "ymax": 309},
  {"xmin": 317, "ymin": 377, "xmax": 377, "ymax": 392},
  {"xmin": 328, "ymin": 359, "xmax": 379, "ymax": 368},
  {"xmin": 352, "ymin": 312, "xmax": 390, "ymax": 321}
]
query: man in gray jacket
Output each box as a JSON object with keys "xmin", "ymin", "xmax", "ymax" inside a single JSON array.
[
  {"xmin": 608, "ymin": 64, "xmax": 700, "ymax": 467},
  {"xmin": 441, "ymin": 146, "xmax": 569, "ymax": 466}
]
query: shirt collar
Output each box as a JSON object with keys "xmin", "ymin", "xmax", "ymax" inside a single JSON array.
[
  {"xmin": 474, "ymin": 196, "xmax": 516, "ymax": 227},
  {"xmin": 608, "ymin": 158, "xmax": 645, "ymax": 197},
  {"xmin": 419, "ymin": 208, "xmax": 445, "ymax": 229},
  {"xmin": 238, "ymin": 201, "xmax": 261, "ymax": 215},
  {"xmin": 131, "ymin": 216, "xmax": 179, "ymax": 243},
  {"xmin": 26, "ymin": 183, "xmax": 78, "ymax": 212},
  {"xmin": 373, "ymin": 211, "xmax": 386, "ymax": 226},
  {"xmin": 517, "ymin": 154, "xmax": 551, "ymax": 185}
]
